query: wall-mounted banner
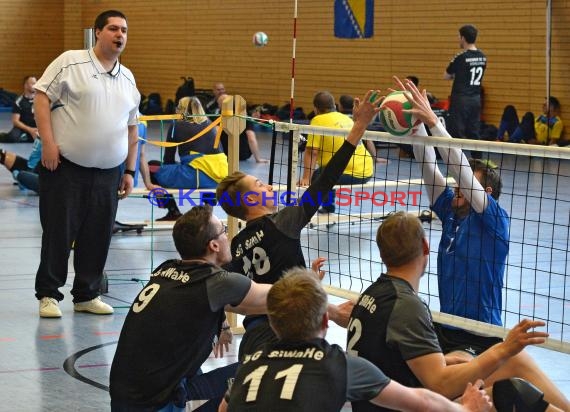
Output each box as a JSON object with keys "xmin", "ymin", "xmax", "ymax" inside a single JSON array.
[{"xmin": 334, "ymin": 0, "xmax": 374, "ymax": 39}]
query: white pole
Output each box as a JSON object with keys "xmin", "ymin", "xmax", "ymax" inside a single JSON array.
[
  {"xmin": 84, "ymin": 28, "xmax": 95, "ymax": 49},
  {"xmin": 546, "ymin": 0, "xmax": 551, "ymax": 103}
]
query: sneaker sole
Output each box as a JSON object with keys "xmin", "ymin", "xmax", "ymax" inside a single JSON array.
[
  {"xmin": 73, "ymin": 307, "xmax": 114, "ymax": 315},
  {"xmin": 40, "ymin": 312, "xmax": 62, "ymax": 318}
]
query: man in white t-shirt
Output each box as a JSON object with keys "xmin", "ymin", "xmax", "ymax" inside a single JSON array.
[{"xmin": 34, "ymin": 9, "xmax": 140, "ymax": 318}]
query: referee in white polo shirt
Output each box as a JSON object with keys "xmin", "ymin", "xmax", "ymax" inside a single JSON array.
[{"xmin": 33, "ymin": 10, "xmax": 140, "ymax": 318}]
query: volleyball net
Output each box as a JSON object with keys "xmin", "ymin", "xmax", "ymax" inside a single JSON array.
[{"xmin": 267, "ymin": 119, "xmax": 570, "ymax": 353}]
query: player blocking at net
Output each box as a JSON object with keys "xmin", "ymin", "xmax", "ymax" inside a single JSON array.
[
  {"xmin": 350, "ymin": 76, "xmax": 569, "ymax": 411},
  {"xmin": 216, "ymin": 90, "xmax": 384, "ymax": 360}
]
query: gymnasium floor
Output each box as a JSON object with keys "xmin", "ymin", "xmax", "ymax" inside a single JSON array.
[{"xmin": 0, "ymin": 113, "xmax": 569, "ymax": 411}]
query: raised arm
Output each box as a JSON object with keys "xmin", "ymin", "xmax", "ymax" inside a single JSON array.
[
  {"xmin": 412, "ymin": 124, "xmax": 447, "ymax": 205},
  {"xmin": 401, "ymin": 77, "xmax": 489, "ymax": 213}
]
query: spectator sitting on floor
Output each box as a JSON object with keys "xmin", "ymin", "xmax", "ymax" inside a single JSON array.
[
  {"xmin": 508, "ymin": 111, "xmax": 535, "ymax": 144},
  {"xmin": 299, "ymin": 91, "xmax": 374, "ymax": 214},
  {"xmin": 0, "ymin": 76, "xmax": 39, "ymax": 143},
  {"xmin": 527, "ymin": 96, "xmax": 565, "ymax": 146},
  {"xmin": 339, "ymin": 93, "xmax": 387, "ymax": 165},
  {"xmin": 148, "ymin": 96, "xmax": 229, "ymax": 221},
  {"xmin": 217, "ymin": 94, "xmax": 268, "ymax": 163},
  {"xmin": 0, "ymin": 138, "xmax": 42, "ymax": 192},
  {"xmin": 496, "ymin": 105, "xmax": 519, "ymax": 142}
]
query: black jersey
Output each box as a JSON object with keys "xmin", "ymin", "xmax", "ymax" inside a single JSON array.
[
  {"xmin": 163, "ymin": 119, "xmax": 222, "ymax": 164},
  {"xmin": 228, "ymin": 339, "xmax": 389, "ymax": 412},
  {"xmin": 349, "ymin": 275, "xmax": 441, "ymax": 412},
  {"xmin": 12, "ymin": 95, "xmax": 36, "ymax": 127},
  {"xmin": 227, "ymin": 140, "xmax": 359, "ymax": 286},
  {"xmin": 110, "ymin": 260, "xmax": 251, "ymax": 409},
  {"xmin": 227, "ymin": 141, "xmax": 359, "ymax": 335},
  {"xmin": 446, "ymin": 49, "xmax": 487, "ymax": 97}
]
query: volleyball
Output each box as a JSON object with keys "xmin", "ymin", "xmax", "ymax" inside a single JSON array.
[
  {"xmin": 379, "ymin": 91, "xmax": 421, "ymax": 136},
  {"xmin": 252, "ymin": 31, "xmax": 269, "ymax": 47}
]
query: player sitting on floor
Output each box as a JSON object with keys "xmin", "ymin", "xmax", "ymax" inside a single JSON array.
[
  {"xmin": 220, "ymin": 268, "xmax": 492, "ymax": 412},
  {"xmin": 216, "ymin": 90, "xmax": 383, "ymax": 362},
  {"xmin": 348, "ymin": 211, "xmax": 570, "ymax": 411}
]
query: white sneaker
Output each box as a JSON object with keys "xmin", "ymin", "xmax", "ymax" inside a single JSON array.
[
  {"xmin": 39, "ymin": 297, "xmax": 62, "ymax": 318},
  {"xmin": 74, "ymin": 297, "xmax": 114, "ymax": 315}
]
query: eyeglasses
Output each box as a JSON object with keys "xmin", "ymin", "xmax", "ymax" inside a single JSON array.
[{"xmin": 208, "ymin": 224, "xmax": 228, "ymax": 242}]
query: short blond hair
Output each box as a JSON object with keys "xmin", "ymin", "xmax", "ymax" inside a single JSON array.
[
  {"xmin": 268, "ymin": 269, "xmax": 328, "ymax": 340},
  {"xmin": 216, "ymin": 171, "xmax": 250, "ymax": 220},
  {"xmin": 376, "ymin": 212, "xmax": 425, "ymax": 267}
]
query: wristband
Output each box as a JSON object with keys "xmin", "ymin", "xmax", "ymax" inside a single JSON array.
[
  {"xmin": 124, "ymin": 169, "xmax": 135, "ymax": 177},
  {"xmin": 222, "ymin": 326, "xmax": 231, "ymax": 331}
]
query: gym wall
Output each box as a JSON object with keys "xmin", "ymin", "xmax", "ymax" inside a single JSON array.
[{"xmin": 1, "ymin": 0, "xmax": 568, "ymax": 126}]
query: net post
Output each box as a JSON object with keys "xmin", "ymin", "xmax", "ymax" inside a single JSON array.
[{"xmin": 221, "ymin": 95, "xmax": 246, "ymax": 329}]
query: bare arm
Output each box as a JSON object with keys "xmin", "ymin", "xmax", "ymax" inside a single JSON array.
[
  {"xmin": 245, "ymin": 129, "xmax": 268, "ymax": 163},
  {"xmin": 371, "ymin": 380, "xmax": 491, "ymax": 412},
  {"xmin": 12, "ymin": 113, "xmax": 39, "ymax": 138},
  {"xmin": 138, "ymin": 145, "xmax": 160, "ymax": 190},
  {"xmin": 35, "ymin": 91, "xmax": 60, "ymax": 171},
  {"xmin": 118, "ymin": 124, "xmax": 138, "ymax": 198},
  {"xmin": 299, "ymin": 146, "xmax": 319, "ymax": 186},
  {"xmin": 406, "ymin": 319, "xmax": 548, "ymax": 399},
  {"xmin": 225, "ymin": 281, "xmax": 271, "ymax": 315},
  {"xmin": 400, "ymin": 77, "xmax": 489, "ymax": 213}
]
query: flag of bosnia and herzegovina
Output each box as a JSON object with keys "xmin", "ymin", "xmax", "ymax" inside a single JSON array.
[{"xmin": 334, "ymin": 0, "xmax": 374, "ymax": 39}]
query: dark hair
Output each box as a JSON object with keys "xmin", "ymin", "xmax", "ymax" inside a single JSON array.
[
  {"xmin": 500, "ymin": 105, "xmax": 519, "ymax": 137},
  {"xmin": 172, "ymin": 205, "xmax": 218, "ymax": 259},
  {"xmin": 459, "ymin": 24, "xmax": 478, "ymax": 44},
  {"xmin": 94, "ymin": 10, "xmax": 127, "ymax": 32},
  {"xmin": 23, "ymin": 75, "xmax": 35, "ymax": 85},
  {"xmin": 548, "ymin": 96, "xmax": 561, "ymax": 112},
  {"xmin": 376, "ymin": 212, "xmax": 425, "ymax": 268},
  {"xmin": 406, "ymin": 76, "xmax": 419, "ymax": 87},
  {"xmin": 519, "ymin": 112, "xmax": 536, "ymax": 141},
  {"xmin": 469, "ymin": 159, "xmax": 502, "ymax": 200},
  {"xmin": 216, "ymin": 171, "xmax": 250, "ymax": 220},
  {"xmin": 338, "ymin": 95, "xmax": 354, "ymax": 114},
  {"xmin": 313, "ymin": 91, "xmax": 336, "ymax": 113}
]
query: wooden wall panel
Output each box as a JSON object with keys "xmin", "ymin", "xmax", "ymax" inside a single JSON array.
[
  {"xmin": 0, "ymin": 0, "xmax": 568, "ymax": 127},
  {"xmin": 0, "ymin": 0, "xmax": 63, "ymax": 89}
]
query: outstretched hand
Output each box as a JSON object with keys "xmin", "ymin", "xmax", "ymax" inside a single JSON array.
[
  {"xmin": 351, "ymin": 90, "xmax": 383, "ymax": 126},
  {"xmin": 391, "ymin": 76, "xmax": 439, "ymax": 128},
  {"xmin": 311, "ymin": 257, "xmax": 326, "ymax": 280},
  {"xmin": 502, "ymin": 319, "xmax": 548, "ymax": 357}
]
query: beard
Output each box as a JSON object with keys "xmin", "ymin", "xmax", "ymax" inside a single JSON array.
[{"xmin": 453, "ymin": 202, "xmax": 471, "ymax": 218}]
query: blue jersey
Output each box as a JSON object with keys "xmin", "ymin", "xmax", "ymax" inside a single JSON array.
[{"xmin": 432, "ymin": 188, "xmax": 509, "ymax": 326}]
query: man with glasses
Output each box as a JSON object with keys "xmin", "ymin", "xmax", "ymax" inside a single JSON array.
[{"xmin": 110, "ymin": 205, "xmax": 272, "ymax": 412}]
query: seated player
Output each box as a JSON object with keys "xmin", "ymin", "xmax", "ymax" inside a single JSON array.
[
  {"xmin": 348, "ymin": 212, "xmax": 570, "ymax": 411},
  {"xmin": 221, "ymin": 269, "xmax": 492, "ymax": 412},
  {"xmin": 110, "ymin": 205, "xmax": 272, "ymax": 412},
  {"xmin": 216, "ymin": 90, "xmax": 382, "ymax": 361},
  {"xmin": 147, "ymin": 96, "xmax": 228, "ymax": 221}
]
